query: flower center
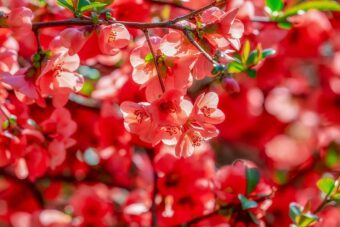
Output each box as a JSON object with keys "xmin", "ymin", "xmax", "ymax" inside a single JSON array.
[
  {"xmin": 108, "ymin": 31, "xmax": 117, "ymax": 43},
  {"xmin": 159, "ymin": 101, "xmax": 176, "ymax": 113},
  {"xmin": 134, "ymin": 109, "xmax": 148, "ymax": 123},
  {"xmin": 201, "ymin": 106, "xmax": 214, "ymax": 117}
]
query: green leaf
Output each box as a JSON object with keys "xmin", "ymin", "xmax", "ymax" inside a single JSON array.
[
  {"xmin": 246, "ymin": 50, "xmax": 260, "ymax": 66},
  {"xmin": 2, "ymin": 120, "xmax": 9, "ymax": 129},
  {"xmin": 298, "ymin": 213, "xmax": 319, "ymax": 227},
  {"xmin": 246, "ymin": 69, "xmax": 256, "ymax": 78},
  {"xmin": 278, "ymin": 22, "xmax": 293, "ymax": 29},
  {"xmin": 80, "ymin": 81, "xmax": 94, "ymax": 96},
  {"xmin": 283, "ymin": 1, "xmax": 340, "ymax": 18},
  {"xmin": 77, "ymin": 0, "xmax": 91, "ymax": 10},
  {"xmin": 275, "ymin": 170, "xmax": 288, "ymax": 184},
  {"xmin": 325, "ymin": 146, "xmax": 338, "ymax": 167},
  {"xmin": 242, "ymin": 40, "xmax": 251, "ymax": 64},
  {"xmin": 266, "ymin": 0, "xmax": 284, "ymax": 12},
  {"xmin": 289, "ymin": 203, "xmax": 302, "ymax": 224},
  {"xmin": 227, "ymin": 61, "xmax": 244, "ymax": 73},
  {"xmin": 246, "ymin": 168, "xmax": 260, "ymax": 194},
  {"xmin": 238, "ymin": 194, "xmax": 258, "ymax": 210},
  {"xmin": 262, "ymin": 48, "xmax": 276, "ymax": 58},
  {"xmin": 57, "ymin": 0, "xmax": 74, "ymax": 11},
  {"xmin": 317, "ymin": 177, "xmax": 335, "ymax": 194},
  {"xmin": 80, "ymin": 2, "xmax": 107, "ymax": 12}
]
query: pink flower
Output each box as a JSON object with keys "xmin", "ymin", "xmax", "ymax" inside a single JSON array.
[
  {"xmin": 130, "ymin": 36, "xmax": 161, "ymax": 85},
  {"xmin": 40, "ymin": 108, "xmax": 77, "ymax": 169},
  {"xmin": 120, "ymin": 101, "xmax": 162, "ymax": 146},
  {"xmin": 192, "ymin": 92, "xmax": 225, "ymax": 125},
  {"xmin": 98, "ymin": 23, "xmax": 131, "ymax": 55},
  {"xmin": 150, "ymin": 89, "xmax": 190, "ymax": 127},
  {"xmin": 36, "ymin": 50, "xmax": 84, "ymax": 107},
  {"xmin": 0, "ymin": 68, "xmax": 43, "ymax": 105},
  {"xmin": 59, "ymin": 28, "xmax": 90, "ymax": 55},
  {"xmin": 200, "ymin": 7, "xmax": 244, "ymax": 50},
  {"xmin": 7, "ymin": 7, "xmax": 33, "ymax": 39},
  {"xmin": 0, "ymin": 47, "xmax": 18, "ymax": 74}
]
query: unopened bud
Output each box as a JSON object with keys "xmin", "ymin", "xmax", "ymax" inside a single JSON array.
[{"xmin": 222, "ymin": 77, "xmax": 240, "ymax": 94}]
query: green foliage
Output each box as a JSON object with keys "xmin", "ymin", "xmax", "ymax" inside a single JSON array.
[
  {"xmin": 283, "ymin": 0, "xmax": 340, "ymax": 18},
  {"xmin": 2, "ymin": 115, "xmax": 17, "ymax": 129},
  {"xmin": 227, "ymin": 61, "xmax": 244, "ymax": 73},
  {"xmin": 226, "ymin": 41, "xmax": 276, "ymax": 78},
  {"xmin": 266, "ymin": 0, "xmax": 284, "ymax": 12},
  {"xmin": 57, "ymin": 0, "xmax": 109, "ymax": 13},
  {"xmin": 325, "ymin": 146, "xmax": 339, "ymax": 167},
  {"xmin": 238, "ymin": 194, "xmax": 258, "ymax": 210},
  {"xmin": 317, "ymin": 177, "xmax": 336, "ymax": 194},
  {"xmin": 246, "ymin": 168, "xmax": 260, "ymax": 194},
  {"xmin": 79, "ymin": 1, "xmax": 107, "ymax": 12},
  {"xmin": 289, "ymin": 203, "xmax": 319, "ymax": 227},
  {"xmin": 57, "ymin": 0, "xmax": 75, "ymax": 11}
]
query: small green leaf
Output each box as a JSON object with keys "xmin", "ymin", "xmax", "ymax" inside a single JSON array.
[
  {"xmin": 275, "ymin": 170, "xmax": 288, "ymax": 184},
  {"xmin": 266, "ymin": 0, "xmax": 284, "ymax": 12},
  {"xmin": 2, "ymin": 120, "xmax": 9, "ymax": 129},
  {"xmin": 77, "ymin": 0, "xmax": 91, "ymax": 10},
  {"xmin": 238, "ymin": 194, "xmax": 258, "ymax": 210},
  {"xmin": 317, "ymin": 177, "xmax": 335, "ymax": 194},
  {"xmin": 298, "ymin": 213, "xmax": 319, "ymax": 227},
  {"xmin": 278, "ymin": 22, "xmax": 292, "ymax": 29},
  {"xmin": 283, "ymin": 1, "xmax": 340, "ymax": 18},
  {"xmin": 262, "ymin": 48, "xmax": 276, "ymax": 58},
  {"xmin": 246, "ymin": 50, "xmax": 260, "ymax": 66},
  {"xmin": 144, "ymin": 53, "xmax": 154, "ymax": 63},
  {"xmin": 78, "ymin": 66, "xmax": 100, "ymax": 81},
  {"xmin": 57, "ymin": 0, "xmax": 74, "ymax": 11},
  {"xmin": 325, "ymin": 146, "xmax": 338, "ymax": 167},
  {"xmin": 80, "ymin": 2, "xmax": 107, "ymax": 12},
  {"xmin": 242, "ymin": 39, "xmax": 251, "ymax": 64},
  {"xmin": 246, "ymin": 168, "xmax": 260, "ymax": 194},
  {"xmin": 289, "ymin": 203, "xmax": 302, "ymax": 224},
  {"xmin": 227, "ymin": 61, "xmax": 244, "ymax": 73},
  {"xmin": 246, "ymin": 69, "xmax": 256, "ymax": 78},
  {"xmin": 80, "ymin": 81, "xmax": 94, "ymax": 96}
]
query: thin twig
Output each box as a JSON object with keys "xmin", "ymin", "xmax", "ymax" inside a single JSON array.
[
  {"xmin": 143, "ymin": 29, "xmax": 166, "ymax": 93},
  {"xmin": 33, "ymin": 29, "xmax": 42, "ymax": 52},
  {"xmin": 183, "ymin": 29, "xmax": 218, "ymax": 65}
]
